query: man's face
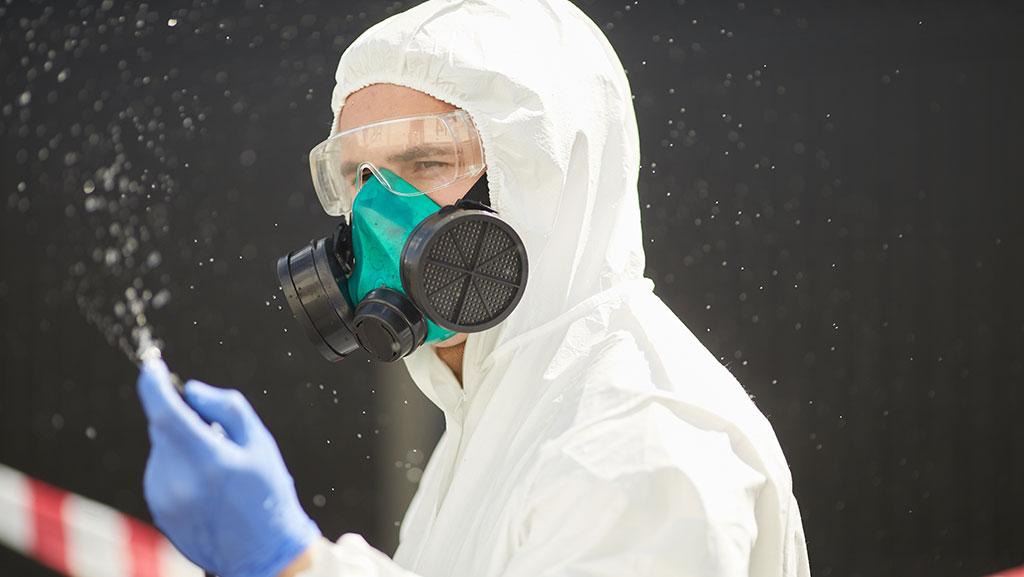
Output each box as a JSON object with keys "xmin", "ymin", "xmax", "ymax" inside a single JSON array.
[
  {"xmin": 337, "ymin": 83, "xmax": 478, "ymax": 349},
  {"xmin": 335, "ymin": 83, "xmax": 482, "ymax": 208}
]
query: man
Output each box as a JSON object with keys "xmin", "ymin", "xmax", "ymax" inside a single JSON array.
[{"xmin": 138, "ymin": 1, "xmax": 811, "ymax": 576}]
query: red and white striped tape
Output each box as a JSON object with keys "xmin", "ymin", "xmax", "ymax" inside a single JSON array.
[
  {"xmin": 0, "ymin": 462, "xmax": 202, "ymax": 577},
  {"xmin": 5, "ymin": 461, "xmax": 1023, "ymax": 577}
]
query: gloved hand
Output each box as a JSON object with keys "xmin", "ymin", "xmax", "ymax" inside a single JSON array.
[{"xmin": 138, "ymin": 358, "xmax": 321, "ymax": 577}]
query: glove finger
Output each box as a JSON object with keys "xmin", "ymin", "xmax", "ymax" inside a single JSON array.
[
  {"xmin": 183, "ymin": 380, "xmax": 259, "ymax": 446},
  {"xmin": 138, "ymin": 359, "xmax": 219, "ymax": 457}
]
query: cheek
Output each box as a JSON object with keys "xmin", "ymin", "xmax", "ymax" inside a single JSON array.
[{"xmin": 425, "ymin": 178, "xmax": 477, "ymax": 207}]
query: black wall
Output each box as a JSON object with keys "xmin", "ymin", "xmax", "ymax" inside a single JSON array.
[{"xmin": 1, "ymin": 1, "xmax": 1021, "ymax": 576}]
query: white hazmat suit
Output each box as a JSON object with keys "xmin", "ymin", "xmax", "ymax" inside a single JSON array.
[{"xmin": 301, "ymin": 1, "xmax": 811, "ymax": 576}]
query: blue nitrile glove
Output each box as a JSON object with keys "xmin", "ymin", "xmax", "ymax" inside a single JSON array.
[{"xmin": 138, "ymin": 358, "xmax": 320, "ymax": 577}]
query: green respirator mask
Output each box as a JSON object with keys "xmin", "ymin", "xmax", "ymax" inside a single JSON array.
[{"xmin": 277, "ymin": 170, "xmax": 528, "ymax": 362}]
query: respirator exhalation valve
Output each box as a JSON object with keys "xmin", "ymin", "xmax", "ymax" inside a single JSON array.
[{"xmin": 352, "ymin": 287, "xmax": 427, "ymax": 362}]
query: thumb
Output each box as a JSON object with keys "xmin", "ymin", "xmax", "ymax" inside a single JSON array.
[{"xmin": 183, "ymin": 380, "xmax": 260, "ymax": 445}]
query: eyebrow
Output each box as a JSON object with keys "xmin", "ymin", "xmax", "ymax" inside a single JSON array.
[
  {"xmin": 388, "ymin": 144, "xmax": 453, "ymax": 163},
  {"xmin": 340, "ymin": 144, "xmax": 454, "ymax": 176}
]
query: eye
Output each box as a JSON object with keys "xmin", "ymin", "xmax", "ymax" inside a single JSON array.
[{"xmin": 414, "ymin": 160, "xmax": 450, "ymax": 170}]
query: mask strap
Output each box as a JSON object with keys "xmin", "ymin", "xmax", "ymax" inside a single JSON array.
[{"xmin": 462, "ymin": 172, "xmax": 490, "ymax": 206}]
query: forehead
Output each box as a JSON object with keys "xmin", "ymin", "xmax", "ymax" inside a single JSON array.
[{"xmin": 335, "ymin": 83, "xmax": 459, "ymax": 134}]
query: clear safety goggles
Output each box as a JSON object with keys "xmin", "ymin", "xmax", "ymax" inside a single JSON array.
[{"xmin": 309, "ymin": 109, "xmax": 486, "ymax": 216}]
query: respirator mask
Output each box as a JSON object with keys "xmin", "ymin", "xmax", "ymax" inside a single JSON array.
[{"xmin": 277, "ymin": 110, "xmax": 528, "ymax": 362}]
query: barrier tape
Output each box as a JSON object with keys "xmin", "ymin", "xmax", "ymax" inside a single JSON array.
[
  {"xmin": 3, "ymin": 462, "xmax": 1021, "ymax": 577},
  {"xmin": 0, "ymin": 462, "xmax": 202, "ymax": 577}
]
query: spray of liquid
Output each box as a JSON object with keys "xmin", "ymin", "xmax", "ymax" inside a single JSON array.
[
  {"xmin": 48, "ymin": 50, "xmax": 205, "ymax": 389},
  {"xmin": 71, "ymin": 179, "xmax": 182, "ymax": 389}
]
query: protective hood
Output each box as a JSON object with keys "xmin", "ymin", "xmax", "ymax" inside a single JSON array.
[{"xmin": 330, "ymin": 0, "xmax": 644, "ymax": 400}]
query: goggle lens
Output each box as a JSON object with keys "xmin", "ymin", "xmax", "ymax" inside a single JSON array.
[{"xmin": 309, "ymin": 110, "xmax": 485, "ymax": 216}]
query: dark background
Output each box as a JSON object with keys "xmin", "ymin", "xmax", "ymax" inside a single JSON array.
[{"xmin": 2, "ymin": 1, "xmax": 1022, "ymax": 576}]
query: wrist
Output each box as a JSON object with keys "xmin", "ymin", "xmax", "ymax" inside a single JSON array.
[
  {"xmin": 239, "ymin": 517, "xmax": 320, "ymax": 577},
  {"xmin": 275, "ymin": 545, "xmax": 313, "ymax": 577}
]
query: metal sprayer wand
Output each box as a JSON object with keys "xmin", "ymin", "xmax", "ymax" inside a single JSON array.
[{"xmin": 137, "ymin": 341, "xmax": 187, "ymax": 395}]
